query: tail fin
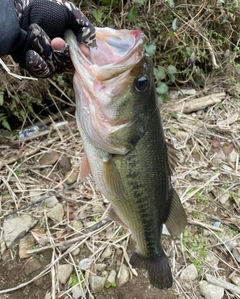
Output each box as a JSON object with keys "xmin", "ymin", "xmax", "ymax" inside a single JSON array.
[{"xmin": 130, "ymin": 251, "xmax": 172, "ymax": 289}]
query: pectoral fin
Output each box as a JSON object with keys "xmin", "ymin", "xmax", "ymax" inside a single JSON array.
[
  {"xmin": 80, "ymin": 155, "xmax": 91, "ymax": 181},
  {"xmin": 165, "ymin": 188, "xmax": 187, "ymax": 238},
  {"xmin": 102, "ymin": 153, "xmax": 125, "ymax": 199}
]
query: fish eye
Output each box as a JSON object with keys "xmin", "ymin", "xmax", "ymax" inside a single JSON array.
[{"xmin": 135, "ymin": 76, "xmax": 149, "ymax": 92}]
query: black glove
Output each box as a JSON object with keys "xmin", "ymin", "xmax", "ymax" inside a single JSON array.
[{"xmin": 11, "ymin": 0, "xmax": 96, "ymax": 78}]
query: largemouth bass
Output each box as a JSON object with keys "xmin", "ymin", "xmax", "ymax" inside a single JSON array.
[{"xmin": 65, "ymin": 28, "xmax": 187, "ymax": 289}]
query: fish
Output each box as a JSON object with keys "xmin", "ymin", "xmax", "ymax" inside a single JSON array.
[{"xmin": 64, "ymin": 28, "xmax": 187, "ymax": 289}]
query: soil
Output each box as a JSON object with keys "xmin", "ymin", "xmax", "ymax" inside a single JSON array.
[
  {"xmin": 0, "ymin": 249, "xmax": 52, "ymax": 299},
  {"xmin": 0, "ymin": 85, "xmax": 240, "ymax": 299}
]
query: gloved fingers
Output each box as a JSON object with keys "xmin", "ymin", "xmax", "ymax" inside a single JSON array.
[
  {"xmin": 28, "ymin": 24, "xmax": 58, "ymax": 73},
  {"xmin": 27, "ymin": 23, "xmax": 74, "ymax": 76},
  {"xmin": 64, "ymin": 1, "xmax": 96, "ymax": 47},
  {"xmin": 53, "ymin": 43, "xmax": 74, "ymax": 72},
  {"xmin": 25, "ymin": 50, "xmax": 51, "ymax": 78}
]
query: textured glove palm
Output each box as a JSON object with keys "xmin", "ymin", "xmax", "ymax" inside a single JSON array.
[{"xmin": 11, "ymin": 0, "xmax": 96, "ymax": 78}]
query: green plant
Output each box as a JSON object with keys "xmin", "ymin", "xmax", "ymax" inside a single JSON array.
[
  {"xmin": 71, "ymin": 274, "xmax": 85, "ymax": 287},
  {"xmin": 105, "ymin": 279, "xmax": 117, "ymax": 289},
  {"xmin": 92, "ymin": 215, "xmax": 100, "ymax": 222},
  {"xmin": 71, "ymin": 274, "xmax": 78, "ymax": 287},
  {"xmin": 14, "ymin": 169, "xmax": 22, "ymax": 176},
  {"xmin": 183, "ymin": 231, "xmax": 209, "ymax": 276}
]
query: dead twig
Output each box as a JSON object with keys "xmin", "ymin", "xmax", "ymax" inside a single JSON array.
[
  {"xmin": 165, "ymin": 93, "xmax": 225, "ymax": 114},
  {"xmin": 206, "ymin": 274, "xmax": 240, "ymax": 295}
]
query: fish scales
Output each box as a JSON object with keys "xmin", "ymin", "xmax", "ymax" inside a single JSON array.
[{"xmin": 65, "ymin": 28, "xmax": 187, "ymax": 290}]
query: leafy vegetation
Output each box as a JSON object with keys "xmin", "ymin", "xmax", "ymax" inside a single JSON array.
[{"xmin": 1, "ymin": 0, "xmax": 240, "ymax": 128}]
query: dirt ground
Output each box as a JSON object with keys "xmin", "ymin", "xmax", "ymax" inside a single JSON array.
[
  {"xmin": 0, "ymin": 83, "xmax": 240, "ymax": 299},
  {"xmin": 0, "ymin": 248, "xmax": 178, "ymax": 299}
]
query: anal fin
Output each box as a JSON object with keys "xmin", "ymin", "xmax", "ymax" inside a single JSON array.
[
  {"xmin": 165, "ymin": 188, "xmax": 187, "ymax": 238},
  {"xmin": 108, "ymin": 206, "xmax": 128, "ymax": 228}
]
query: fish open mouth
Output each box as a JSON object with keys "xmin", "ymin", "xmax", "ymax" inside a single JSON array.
[
  {"xmin": 65, "ymin": 28, "xmax": 147, "ymax": 154},
  {"xmin": 65, "ymin": 28, "xmax": 146, "ymax": 80}
]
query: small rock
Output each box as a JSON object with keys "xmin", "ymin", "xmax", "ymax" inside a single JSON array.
[
  {"xmin": 227, "ymin": 149, "xmax": 238, "ymax": 163},
  {"xmin": 58, "ymin": 264, "xmax": 73, "ymax": 284},
  {"xmin": 107, "ymin": 270, "xmax": 116, "ymax": 284},
  {"xmin": 45, "ymin": 195, "xmax": 59, "ymax": 208},
  {"xmin": 24, "ymin": 257, "xmax": 42, "ymax": 276},
  {"xmin": 232, "ymin": 247, "xmax": 240, "ymax": 263},
  {"xmin": 92, "ymin": 204, "xmax": 105, "ymax": 214},
  {"xmin": 34, "ymin": 277, "xmax": 44, "ymax": 287},
  {"xmin": 72, "ymin": 285, "xmax": 84, "ymax": 299},
  {"xmin": 39, "ymin": 152, "xmax": 61, "ymax": 165},
  {"xmin": 199, "ymin": 281, "xmax": 224, "ymax": 299},
  {"xmin": 65, "ymin": 171, "xmax": 78, "ymax": 185},
  {"xmin": 72, "ymin": 247, "xmax": 80, "ymax": 256},
  {"xmin": 101, "ymin": 246, "xmax": 112, "ymax": 259},
  {"xmin": 96, "ymin": 264, "xmax": 107, "ymax": 272},
  {"xmin": 117, "ymin": 264, "xmax": 130, "ymax": 287},
  {"xmin": 72, "ymin": 221, "xmax": 83, "ymax": 231},
  {"xmin": 211, "ymin": 148, "xmax": 226, "ymax": 165},
  {"xmin": 189, "ymin": 170, "xmax": 202, "ymax": 181},
  {"xmin": 47, "ymin": 203, "xmax": 64, "ymax": 222},
  {"xmin": 58, "ymin": 156, "xmax": 72, "ymax": 174},
  {"xmin": 180, "ymin": 264, "xmax": 198, "ymax": 280},
  {"xmin": 79, "ymin": 258, "xmax": 94, "ymax": 270},
  {"xmin": 205, "ymin": 252, "xmax": 219, "ymax": 269},
  {"xmin": 219, "ymin": 193, "xmax": 230, "ymax": 205},
  {"xmin": 3, "ymin": 215, "xmax": 38, "ymax": 248},
  {"xmin": 212, "ymin": 188, "xmax": 230, "ymax": 205},
  {"xmin": 225, "ymin": 239, "xmax": 238, "ymax": 251},
  {"xmin": 19, "ymin": 234, "xmax": 36, "ymax": 259},
  {"xmin": 89, "ymin": 275, "xmax": 106, "ymax": 293},
  {"xmin": 29, "ymin": 190, "xmax": 43, "ymax": 203},
  {"xmin": 176, "ymin": 130, "xmax": 190, "ymax": 141}
]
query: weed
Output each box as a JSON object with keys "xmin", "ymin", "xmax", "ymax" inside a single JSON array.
[
  {"xmin": 71, "ymin": 274, "xmax": 84, "ymax": 287},
  {"xmin": 195, "ymin": 192, "xmax": 210, "ymax": 204},
  {"xmin": 71, "ymin": 274, "xmax": 78, "ymax": 287},
  {"xmin": 183, "ymin": 230, "xmax": 209, "ymax": 276},
  {"xmin": 92, "ymin": 215, "xmax": 100, "ymax": 222},
  {"xmin": 105, "ymin": 279, "xmax": 117, "ymax": 289},
  {"xmin": 14, "ymin": 169, "xmax": 22, "ymax": 176},
  {"xmin": 41, "ymin": 220, "xmax": 47, "ymax": 232}
]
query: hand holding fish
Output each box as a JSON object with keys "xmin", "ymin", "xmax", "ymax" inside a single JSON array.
[{"xmin": 0, "ymin": 0, "xmax": 96, "ymax": 78}]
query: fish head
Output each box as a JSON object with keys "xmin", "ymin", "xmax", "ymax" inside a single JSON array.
[{"xmin": 65, "ymin": 28, "xmax": 156, "ymax": 154}]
